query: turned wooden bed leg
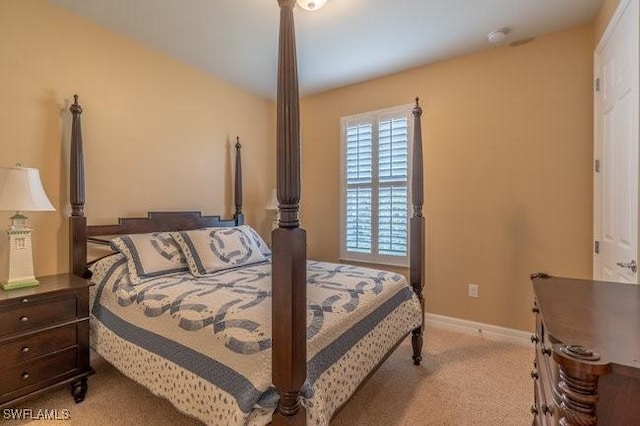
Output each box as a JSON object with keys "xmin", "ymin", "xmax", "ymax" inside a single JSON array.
[
  {"xmin": 273, "ymin": 0, "xmax": 306, "ymax": 424},
  {"xmin": 410, "ymin": 98, "xmax": 425, "ymax": 366}
]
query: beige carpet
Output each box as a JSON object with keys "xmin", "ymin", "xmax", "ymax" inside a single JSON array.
[{"xmin": 8, "ymin": 327, "xmax": 533, "ymax": 426}]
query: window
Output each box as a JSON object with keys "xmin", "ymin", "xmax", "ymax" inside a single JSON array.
[{"xmin": 340, "ymin": 104, "xmax": 413, "ymax": 267}]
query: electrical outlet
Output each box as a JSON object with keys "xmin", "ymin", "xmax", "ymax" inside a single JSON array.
[{"xmin": 468, "ymin": 283, "xmax": 479, "ymax": 298}]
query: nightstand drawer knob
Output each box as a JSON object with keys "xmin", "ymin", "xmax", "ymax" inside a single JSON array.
[
  {"xmin": 22, "ymin": 298, "xmax": 29, "ymax": 304},
  {"xmin": 21, "ymin": 346, "xmax": 30, "ymax": 353},
  {"xmin": 20, "ymin": 316, "xmax": 29, "ymax": 322},
  {"xmin": 22, "ymin": 373, "xmax": 30, "ymax": 380}
]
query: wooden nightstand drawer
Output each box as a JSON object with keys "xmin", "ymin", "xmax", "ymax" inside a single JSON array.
[
  {"xmin": 0, "ymin": 274, "xmax": 93, "ymax": 408},
  {"xmin": 0, "ymin": 324, "xmax": 77, "ymax": 365},
  {"xmin": 0, "ymin": 348, "xmax": 77, "ymax": 397},
  {"xmin": 0, "ymin": 296, "xmax": 77, "ymax": 337}
]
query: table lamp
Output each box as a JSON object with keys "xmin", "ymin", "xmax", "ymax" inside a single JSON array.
[
  {"xmin": 265, "ymin": 188, "xmax": 279, "ymax": 231},
  {"xmin": 0, "ymin": 166, "xmax": 55, "ymax": 290}
]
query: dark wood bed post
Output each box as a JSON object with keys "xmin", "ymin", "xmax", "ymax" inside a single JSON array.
[
  {"xmin": 234, "ymin": 137, "xmax": 244, "ymax": 224},
  {"xmin": 69, "ymin": 95, "xmax": 88, "ymax": 278},
  {"xmin": 272, "ymin": 0, "xmax": 307, "ymax": 425},
  {"xmin": 410, "ymin": 98, "xmax": 425, "ymax": 365}
]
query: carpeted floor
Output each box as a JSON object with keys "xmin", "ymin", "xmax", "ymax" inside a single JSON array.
[{"xmin": 7, "ymin": 327, "xmax": 533, "ymax": 425}]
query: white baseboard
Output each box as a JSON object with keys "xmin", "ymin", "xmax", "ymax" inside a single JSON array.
[{"xmin": 424, "ymin": 313, "xmax": 532, "ymax": 347}]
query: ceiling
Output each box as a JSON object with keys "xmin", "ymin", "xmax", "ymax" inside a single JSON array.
[{"xmin": 51, "ymin": 0, "xmax": 603, "ymax": 99}]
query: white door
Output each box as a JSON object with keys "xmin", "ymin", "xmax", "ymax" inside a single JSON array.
[{"xmin": 594, "ymin": 0, "xmax": 639, "ymax": 283}]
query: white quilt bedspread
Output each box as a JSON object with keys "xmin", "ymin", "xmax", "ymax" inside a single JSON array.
[{"xmin": 89, "ymin": 254, "xmax": 422, "ymax": 425}]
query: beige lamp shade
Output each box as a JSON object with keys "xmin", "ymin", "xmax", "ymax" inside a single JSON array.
[
  {"xmin": 265, "ymin": 188, "xmax": 278, "ymax": 211},
  {"xmin": 0, "ymin": 167, "xmax": 55, "ymax": 212},
  {"xmin": 265, "ymin": 188, "xmax": 280, "ymax": 232}
]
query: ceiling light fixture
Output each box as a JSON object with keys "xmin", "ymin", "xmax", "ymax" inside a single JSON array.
[
  {"xmin": 297, "ymin": 0, "xmax": 327, "ymax": 11},
  {"xmin": 487, "ymin": 28, "xmax": 510, "ymax": 44}
]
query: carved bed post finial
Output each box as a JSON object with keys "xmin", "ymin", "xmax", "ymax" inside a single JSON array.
[
  {"xmin": 272, "ymin": 0, "xmax": 307, "ymax": 425},
  {"xmin": 234, "ymin": 137, "xmax": 243, "ymax": 219},
  {"xmin": 70, "ymin": 95, "xmax": 85, "ymax": 217},
  {"xmin": 410, "ymin": 97, "xmax": 425, "ymax": 365},
  {"xmin": 69, "ymin": 94, "xmax": 88, "ymax": 277}
]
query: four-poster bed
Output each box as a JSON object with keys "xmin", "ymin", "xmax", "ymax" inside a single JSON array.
[{"xmin": 68, "ymin": 1, "xmax": 425, "ymax": 424}]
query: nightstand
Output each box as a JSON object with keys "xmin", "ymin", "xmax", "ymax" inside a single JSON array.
[{"xmin": 0, "ymin": 274, "xmax": 94, "ymax": 408}]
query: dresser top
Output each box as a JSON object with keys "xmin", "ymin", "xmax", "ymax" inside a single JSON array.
[
  {"xmin": 0, "ymin": 274, "xmax": 91, "ymax": 302},
  {"xmin": 533, "ymin": 275, "xmax": 640, "ymax": 372}
]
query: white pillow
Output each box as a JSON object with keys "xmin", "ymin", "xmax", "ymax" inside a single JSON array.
[
  {"xmin": 237, "ymin": 225, "xmax": 271, "ymax": 256},
  {"xmin": 110, "ymin": 232, "xmax": 188, "ymax": 284},
  {"xmin": 172, "ymin": 227, "xmax": 267, "ymax": 276}
]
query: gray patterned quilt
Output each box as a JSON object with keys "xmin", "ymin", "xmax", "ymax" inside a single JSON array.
[{"xmin": 89, "ymin": 254, "xmax": 422, "ymax": 425}]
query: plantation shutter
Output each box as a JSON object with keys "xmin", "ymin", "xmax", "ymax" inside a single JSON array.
[
  {"xmin": 345, "ymin": 122, "xmax": 373, "ymax": 253},
  {"xmin": 378, "ymin": 117, "xmax": 408, "ymax": 256},
  {"xmin": 341, "ymin": 105, "xmax": 411, "ymax": 266}
]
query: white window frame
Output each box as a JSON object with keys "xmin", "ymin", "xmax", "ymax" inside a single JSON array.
[{"xmin": 339, "ymin": 103, "xmax": 414, "ymax": 267}]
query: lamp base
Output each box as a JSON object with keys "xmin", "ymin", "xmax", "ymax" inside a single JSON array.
[
  {"xmin": 3, "ymin": 227, "xmax": 39, "ymax": 291},
  {"xmin": 2, "ymin": 277, "xmax": 39, "ymax": 291}
]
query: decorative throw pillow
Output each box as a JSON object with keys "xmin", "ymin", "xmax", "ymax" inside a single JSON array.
[
  {"xmin": 110, "ymin": 232, "xmax": 188, "ymax": 284},
  {"xmin": 172, "ymin": 227, "xmax": 267, "ymax": 276},
  {"xmin": 238, "ymin": 225, "xmax": 271, "ymax": 256}
]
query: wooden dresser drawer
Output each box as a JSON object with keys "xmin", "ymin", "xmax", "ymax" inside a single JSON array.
[
  {"xmin": 0, "ymin": 296, "xmax": 77, "ymax": 337},
  {"xmin": 0, "ymin": 348, "xmax": 77, "ymax": 397},
  {"xmin": 0, "ymin": 325, "xmax": 77, "ymax": 365}
]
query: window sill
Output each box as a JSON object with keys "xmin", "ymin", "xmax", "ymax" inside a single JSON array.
[{"xmin": 338, "ymin": 256, "xmax": 408, "ymax": 269}]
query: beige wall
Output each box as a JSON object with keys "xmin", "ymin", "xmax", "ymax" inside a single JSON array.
[
  {"xmin": 300, "ymin": 24, "xmax": 594, "ymax": 332},
  {"xmin": 0, "ymin": 1, "xmax": 597, "ymax": 332},
  {"xmin": 595, "ymin": 0, "xmax": 622, "ymax": 45},
  {"xmin": 0, "ymin": 1, "xmax": 275, "ymax": 278}
]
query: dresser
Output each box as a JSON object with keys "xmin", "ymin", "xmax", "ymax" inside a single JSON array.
[
  {"xmin": 0, "ymin": 274, "xmax": 94, "ymax": 407},
  {"xmin": 530, "ymin": 273, "xmax": 640, "ymax": 425}
]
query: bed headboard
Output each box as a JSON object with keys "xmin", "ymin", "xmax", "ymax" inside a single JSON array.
[{"xmin": 68, "ymin": 95, "xmax": 244, "ymax": 278}]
